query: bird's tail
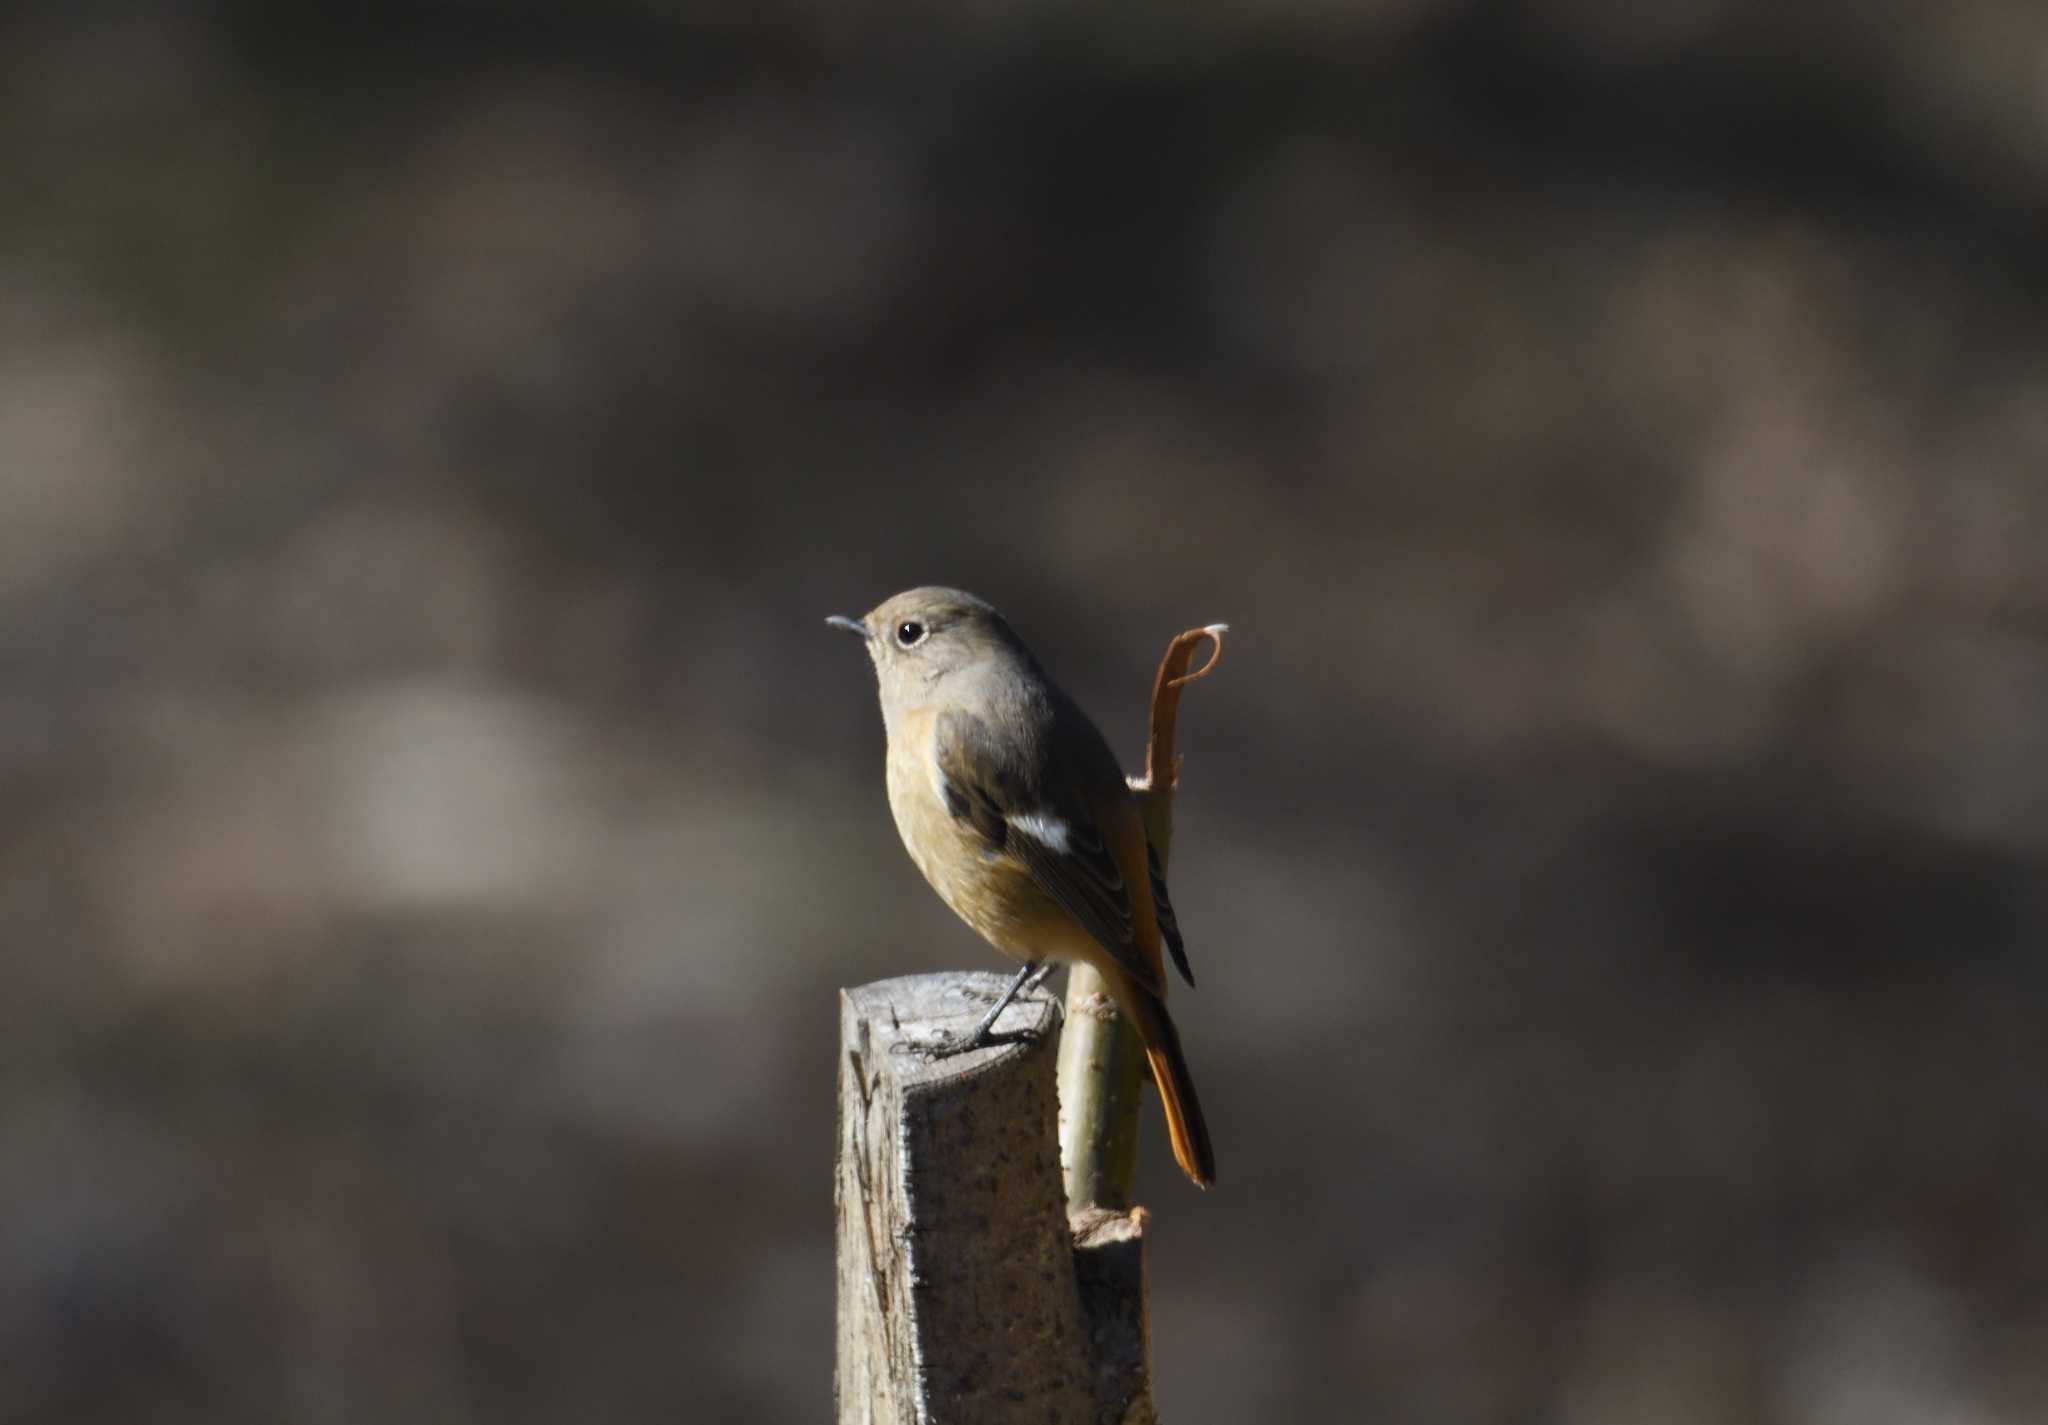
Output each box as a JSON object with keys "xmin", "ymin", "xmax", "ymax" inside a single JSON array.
[{"xmin": 1122, "ymin": 983, "xmax": 1216, "ymax": 1189}]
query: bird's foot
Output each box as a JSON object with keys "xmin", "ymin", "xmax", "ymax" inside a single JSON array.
[
  {"xmin": 888, "ymin": 966, "xmax": 1063, "ymax": 1059},
  {"xmin": 897, "ymin": 1026, "xmax": 996, "ymax": 1060},
  {"xmin": 891, "ymin": 1021, "xmax": 1041, "ymax": 1060}
]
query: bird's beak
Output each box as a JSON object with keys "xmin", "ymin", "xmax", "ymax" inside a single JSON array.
[{"xmin": 826, "ymin": 614, "xmax": 873, "ymax": 640}]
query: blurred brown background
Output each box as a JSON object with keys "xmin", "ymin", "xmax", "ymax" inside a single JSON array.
[{"xmin": 6, "ymin": 2, "xmax": 2048, "ymax": 1421}]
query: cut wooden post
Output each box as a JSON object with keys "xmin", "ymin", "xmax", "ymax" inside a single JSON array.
[{"xmin": 836, "ymin": 973, "xmax": 1155, "ymax": 1425}]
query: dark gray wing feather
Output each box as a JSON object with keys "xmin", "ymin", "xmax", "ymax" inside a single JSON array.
[{"xmin": 1148, "ymin": 841, "xmax": 1194, "ymax": 988}]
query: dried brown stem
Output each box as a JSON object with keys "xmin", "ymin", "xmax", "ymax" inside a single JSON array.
[{"xmin": 1141, "ymin": 624, "xmax": 1227, "ymax": 793}]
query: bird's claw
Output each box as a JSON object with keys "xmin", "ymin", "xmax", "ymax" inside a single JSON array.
[{"xmin": 887, "ymin": 1022, "xmax": 1047, "ymax": 1061}]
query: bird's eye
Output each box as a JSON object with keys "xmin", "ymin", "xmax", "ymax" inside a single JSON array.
[{"xmin": 895, "ymin": 621, "xmax": 927, "ymax": 648}]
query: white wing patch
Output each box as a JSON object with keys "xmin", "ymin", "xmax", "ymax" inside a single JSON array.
[{"xmin": 1007, "ymin": 811, "xmax": 1072, "ymax": 855}]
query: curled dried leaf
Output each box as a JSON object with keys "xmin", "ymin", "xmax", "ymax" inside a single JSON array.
[{"xmin": 1142, "ymin": 623, "xmax": 1228, "ymax": 791}]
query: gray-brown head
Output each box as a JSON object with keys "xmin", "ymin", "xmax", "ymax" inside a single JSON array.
[{"xmin": 828, "ymin": 586, "xmax": 1031, "ymax": 725}]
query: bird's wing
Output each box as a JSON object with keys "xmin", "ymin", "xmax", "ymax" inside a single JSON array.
[
  {"xmin": 1148, "ymin": 840, "xmax": 1195, "ymax": 988},
  {"xmin": 935, "ymin": 709, "xmax": 1164, "ymax": 998}
]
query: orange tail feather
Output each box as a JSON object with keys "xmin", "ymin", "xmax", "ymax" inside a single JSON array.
[{"xmin": 1125, "ymin": 986, "xmax": 1216, "ymax": 1189}]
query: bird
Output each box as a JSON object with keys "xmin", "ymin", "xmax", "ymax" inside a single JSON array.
[{"xmin": 829, "ymin": 586, "xmax": 1215, "ymax": 1189}]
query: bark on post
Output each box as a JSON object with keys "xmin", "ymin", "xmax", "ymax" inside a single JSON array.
[{"xmin": 836, "ymin": 972, "xmax": 1149, "ymax": 1425}]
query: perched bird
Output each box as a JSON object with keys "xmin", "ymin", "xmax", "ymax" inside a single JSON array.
[{"xmin": 829, "ymin": 587, "xmax": 1215, "ymax": 1189}]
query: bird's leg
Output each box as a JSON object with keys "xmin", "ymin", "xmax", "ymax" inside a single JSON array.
[{"xmin": 913, "ymin": 961, "xmax": 1050, "ymax": 1058}]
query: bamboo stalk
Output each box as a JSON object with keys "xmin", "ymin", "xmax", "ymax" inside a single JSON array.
[{"xmin": 1057, "ymin": 625, "xmax": 1227, "ymax": 1210}]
